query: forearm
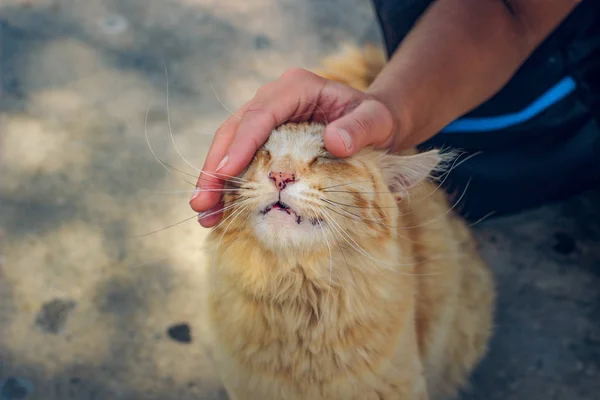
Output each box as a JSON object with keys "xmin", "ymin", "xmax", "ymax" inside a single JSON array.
[{"xmin": 367, "ymin": 0, "xmax": 581, "ymax": 149}]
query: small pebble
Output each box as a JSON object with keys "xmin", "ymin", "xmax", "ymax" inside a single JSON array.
[
  {"xmin": 34, "ymin": 298, "xmax": 77, "ymax": 334},
  {"xmin": 552, "ymin": 232, "xmax": 577, "ymax": 255},
  {"xmin": 254, "ymin": 34, "xmax": 272, "ymax": 49},
  {"xmin": 98, "ymin": 14, "xmax": 128, "ymax": 35},
  {"xmin": 167, "ymin": 323, "xmax": 192, "ymax": 344},
  {"xmin": 0, "ymin": 377, "xmax": 34, "ymax": 399}
]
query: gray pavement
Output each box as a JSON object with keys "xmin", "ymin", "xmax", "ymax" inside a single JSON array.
[{"xmin": 1, "ymin": 1, "xmax": 598, "ymax": 399}]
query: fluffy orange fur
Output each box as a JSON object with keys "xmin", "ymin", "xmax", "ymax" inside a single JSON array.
[{"xmin": 204, "ymin": 47, "xmax": 494, "ymax": 400}]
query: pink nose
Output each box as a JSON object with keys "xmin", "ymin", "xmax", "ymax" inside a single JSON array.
[{"xmin": 269, "ymin": 171, "xmax": 296, "ymax": 191}]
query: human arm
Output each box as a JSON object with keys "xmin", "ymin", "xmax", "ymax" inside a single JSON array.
[
  {"xmin": 190, "ymin": 0, "xmax": 581, "ymax": 226},
  {"xmin": 367, "ymin": 0, "xmax": 582, "ymax": 149}
]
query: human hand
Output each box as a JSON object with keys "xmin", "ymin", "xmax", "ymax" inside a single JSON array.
[{"xmin": 189, "ymin": 68, "xmax": 397, "ymax": 227}]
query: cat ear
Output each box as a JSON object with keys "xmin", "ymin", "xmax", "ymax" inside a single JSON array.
[{"xmin": 379, "ymin": 150, "xmax": 443, "ymax": 196}]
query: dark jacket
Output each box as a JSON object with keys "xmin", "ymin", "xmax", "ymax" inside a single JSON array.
[{"xmin": 372, "ymin": 0, "xmax": 600, "ymax": 219}]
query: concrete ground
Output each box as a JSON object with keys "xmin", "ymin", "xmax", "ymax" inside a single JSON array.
[{"xmin": 0, "ymin": 0, "xmax": 599, "ymax": 399}]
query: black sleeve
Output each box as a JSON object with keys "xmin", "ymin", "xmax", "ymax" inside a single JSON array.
[{"xmin": 371, "ymin": 0, "xmax": 435, "ymax": 57}]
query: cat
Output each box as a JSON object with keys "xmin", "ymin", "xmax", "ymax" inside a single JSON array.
[{"xmin": 203, "ymin": 46, "xmax": 494, "ymax": 400}]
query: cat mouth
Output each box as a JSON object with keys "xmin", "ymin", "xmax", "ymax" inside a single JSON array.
[{"xmin": 261, "ymin": 201, "xmax": 323, "ymax": 226}]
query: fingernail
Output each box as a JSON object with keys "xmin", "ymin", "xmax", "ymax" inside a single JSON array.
[
  {"xmin": 216, "ymin": 154, "xmax": 229, "ymax": 172},
  {"xmin": 190, "ymin": 187, "xmax": 201, "ymax": 201},
  {"xmin": 198, "ymin": 204, "xmax": 222, "ymax": 225},
  {"xmin": 336, "ymin": 128, "xmax": 352, "ymax": 151}
]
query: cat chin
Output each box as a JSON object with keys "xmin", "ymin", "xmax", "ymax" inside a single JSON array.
[{"xmin": 251, "ymin": 211, "xmax": 325, "ymax": 251}]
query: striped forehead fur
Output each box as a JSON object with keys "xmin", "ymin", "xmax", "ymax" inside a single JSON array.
[{"xmin": 263, "ymin": 123, "xmax": 326, "ymax": 161}]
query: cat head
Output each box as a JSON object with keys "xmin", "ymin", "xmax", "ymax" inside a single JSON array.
[{"xmin": 212, "ymin": 123, "xmax": 445, "ymax": 255}]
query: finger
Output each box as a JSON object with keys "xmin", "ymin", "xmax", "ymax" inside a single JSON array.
[
  {"xmin": 192, "ymin": 68, "xmax": 327, "ymax": 221},
  {"xmin": 216, "ymin": 69, "xmax": 327, "ymax": 178},
  {"xmin": 322, "ymin": 99, "xmax": 395, "ymax": 157},
  {"xmin": 190, "ymin": 101, "xmax": 250, "ymax": 215},
  {"xmin": 198, "ymin": 203, "xmax": 223, "ymax": 227}
]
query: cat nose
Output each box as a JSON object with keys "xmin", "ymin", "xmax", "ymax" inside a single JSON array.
[{"xmin": 268, "ymin": 171, "xmax": 296, "ymax": 191}]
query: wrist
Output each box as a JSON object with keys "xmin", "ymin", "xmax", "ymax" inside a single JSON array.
[{"xmin": 366, "ymin": 83, "xmax": 418, "ymax": 152}]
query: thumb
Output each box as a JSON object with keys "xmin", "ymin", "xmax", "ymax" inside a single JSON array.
[{"xmin": 323, "ymin": 98, "xmax": 395, "ymax": 157}]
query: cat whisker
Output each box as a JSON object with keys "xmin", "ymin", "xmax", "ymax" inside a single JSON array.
[
  {"xmin": 321, "ymin": 199, "xmax": 425, "ymax": 244},
  {"xmin": 317, "ymin": 151, "xmax": 468, "ymax": 227},
  {"xmin": 162, "ymin": 66, "xmax": 248, "ymax": 186},
  {"xmin": 441, "ymin": 149, "xmax": 482, "ymax": 175},
  {"xmin": 322, "ymin": 190, "xmax": 400, "ymax": 194},
  {"xmin": 322, "ymin": 181, "xmax": 447, "ymax": 196},
  {"xmin": 319, "ymin": 206, "xmax": 428, "ymax": 268},
  {"xmin": 321, "ymin": 200, "xmax": 396, "ymax": 229},
  {"xmin": 142, "ymin": 188, "xmax": 246, "ymax": 195},
  {"xmin": 312, "ymin": 205, "xmax": 416, "ymax": 276},
  {"xmin": 293, "ymin": 100, "xmax": 330, "ymax": 126},
  {"xmin": 400, "ymin": 150, "xmax": 475, "ymax": 206},
  {"xmin": 158, "ymin": 160, "xmax": 200, "ymax": 179},
  {"xmin": 319, "ymin": 177, "xmax": 435, "ymax": 200},
  {"xmin": 210, "ymin": 81, "xmax": 243, "ymax": 120},
  {"xmin": 402, "ymin": 179, "xmax": 472, "ymax": 229},
  {"xmin": 307, "ymin": 204, "xmax": 333, "ymax": 328},
  {"xmin": 468, "ymin": 210, "xmax": 497, "ymax": 227},
  {"xmin": 163, "ymin": 62, "xmax": 205, "ymax": 174},
  {"xmin": 195, "ymin": 175, "xmax": 248, "ymax": 186},
  {"xmin": 322, "ymin": 203, "xmax": 420, "ymax": 244},
  {"xmin": 165, "ymin": 78, "xmax": 249, "ymax": 185},
  {"xmin": 130, "ymin": 213, "xmax": 198, "ymax": 239},
  {"xmin": 141, "ymin": 189, "xmax": 203, "ymax": 195},
  {"xmin": 201, "ymin": 170, "xmax": 249, "ymax": 184},
  {"xmin": 319, "ymin": 150, "xmax": 467, "ymax": 197},
  {"xmin": 144, "ymin": 104, "xmax": 196, "ymax": 187},
  {"xmin": 130, "ymin": 195, "xmax": 248, "ymax": 239},
  {"xmin": 317, "ymin": 208, "xmax": 394, "ymax": 269},
  {"xmin": 321, "ymin": 198, "xmax": 398, "ymax": 209},
  {"xmin": 322, "ymin": 204, "xmax": 387, "ymax": 227},
  {"xmin": 319, "ymin": 213, "xmax": 442, "ymax": 275},
  {"xmin": 328, "ymin": 222, "xmax": 358, "ymax": 290},
  {"xmin": 320, "ymin": 180, "xmax": 374, "ymax": 190},
  {"xmin": 211, "ymin": 205, "xmax": 249, "ymax": 301},
  {"xmin": 317, "ymin": 175, "xmax": 361, "ymax": 187},
  {"xmin": 312, "ymin": 205, "xmax": 360, "ymax": 291},
  {"xmin": 210, "ymin": 200, "xmax": 252, "ymax": 226},
  {"xmin": 312, "ymin": 209, "xmax": 362, "ymax": 259},
  {"xmin": 198, "ymin": 188, "xmax": 248, "ymax": 192},
  {"xmin": 140, "ymin": 155, "xmax": 246, "ymax": 189},
  {"xmin": 201, "ymin": 200, "xmax": 249, "ymax": 220}
]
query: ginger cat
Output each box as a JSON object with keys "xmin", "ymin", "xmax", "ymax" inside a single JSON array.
[{"xmin": 203, "ymin": 47, "xmax": 494, "ymax": 400}]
